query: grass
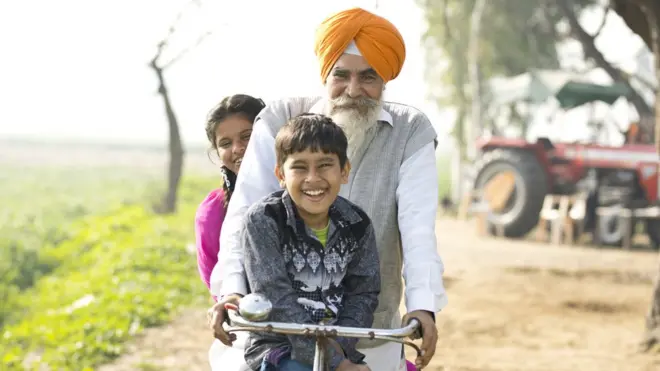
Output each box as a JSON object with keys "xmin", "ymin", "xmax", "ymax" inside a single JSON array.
[
  {"xmin": 0, "ymin": 166, "xmax": 166, "ymax": 328},
  {"xmin": 0, "ymin": 160, "xmax": 218, "ymax": 370}
]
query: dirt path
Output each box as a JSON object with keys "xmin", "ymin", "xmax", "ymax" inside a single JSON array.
[{"xmin": 99, "ymin": 217, "xmax": 660, "ymax": 371}]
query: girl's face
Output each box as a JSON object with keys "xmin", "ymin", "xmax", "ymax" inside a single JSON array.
[{"xmin": 214, "ymin": 115, "xmax": 253, "ymax": 174}]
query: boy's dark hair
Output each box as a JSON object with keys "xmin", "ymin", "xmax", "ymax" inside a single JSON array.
[{"xmin": 275, "ymin": 113, "xmax": 348, "ymax": 168}]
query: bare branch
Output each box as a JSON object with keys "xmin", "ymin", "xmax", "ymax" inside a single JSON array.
[
  {"xmin": 467, "ymin": 0, "xmax": 487, "ymax": 160},
  {"xmin": 629, "ymin": 73, "xmax": 659, "ymax": 93},
  {"xmin": 163, "ymin": 0, "xmax": 202, "ymax": 45},
  {"xmin": 153, "ymin": 0, "xmax": 204, "ymax": 66},
  {"xmin": 440, "ymin": 0, "xmax": 454, "ymax": 43},
  {"xmin": 591, "ymin": 0, "xmax": 610, "ymax": 39},
  {"xmin": 161, "ymin": 30, "xmax": 214, "ymax": 69}
]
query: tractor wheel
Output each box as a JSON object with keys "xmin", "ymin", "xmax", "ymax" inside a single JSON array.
[
  {"xmin": 595, "ymin": 208, "xmax": 625, "ymax": 246},
  {"xmin": 646, "ymin": 220, "xmax": 660, "ymax": 250},
  {"xmin": 593, "ymin": 185, "xmax": 637, "ymax": 247},
  {"xmin": 473, "ymin": 149, "xmax": 548, "ymax": 238}
]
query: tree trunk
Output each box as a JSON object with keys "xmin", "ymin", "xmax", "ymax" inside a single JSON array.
[
  {"xmin": 452, "ymin": 104, "xmax": 468, "ymax": 203},
  {"xmin": 641, "ymin": 1, "xmax": 660, "ymax": 353},
  {"xmin": 467, "ymin": 0, "xmax": 487, "ymax": 161},
  {"xmin": 643, "ymin": 260, "xmax": 660, "ymax": 351},
  {"xmin": 649, "ymin": 3, "xmax": 660, "ymax": 154},
  {"xmin": 151, "ymin": 59, "xmax": 184, "ymax": 214}
]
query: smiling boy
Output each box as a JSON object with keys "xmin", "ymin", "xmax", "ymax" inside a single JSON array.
[{"xmin": 240, "ymin": 113, "xmax": 380, "ymax": 371}]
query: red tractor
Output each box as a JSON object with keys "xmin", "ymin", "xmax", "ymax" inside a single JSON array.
[
  {"xmin": 473, "ymin": 69, "xmax": 658, "ymax": 247},
  {"xmin": 472, "ymin": 136, "xmax": 659, "ymax": 247}
]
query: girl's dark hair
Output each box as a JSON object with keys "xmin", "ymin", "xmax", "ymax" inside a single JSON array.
[
  {"xmin": 205, "ymin": 94, "xmax": 266, "ymax": 149},
  {"xmin": 275, "ymin": 113, "xmax": 348, "ymax": 168},
  {"xmin": 205, "ymin": 94, "xmax": 265, "ymax": 206}
]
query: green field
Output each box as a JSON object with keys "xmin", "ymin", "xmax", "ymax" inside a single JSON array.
[{"xmin": 0, "ymin": 145, "xmax": 217, "ymax": 370}]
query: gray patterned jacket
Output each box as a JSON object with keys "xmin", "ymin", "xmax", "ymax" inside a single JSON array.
[{"xmin": 242, "ymin": 190, "xmax": 380, "ymax": 370}]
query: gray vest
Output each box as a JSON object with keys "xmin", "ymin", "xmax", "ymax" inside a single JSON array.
[{"xmin": 256, "ymin": 96, "xmax": 437, "ymax": 347}]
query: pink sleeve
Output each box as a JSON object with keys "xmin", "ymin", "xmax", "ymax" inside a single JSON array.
[{"xmin": 194, "ymin": 189, "xmax": 227, "ymax": 295}]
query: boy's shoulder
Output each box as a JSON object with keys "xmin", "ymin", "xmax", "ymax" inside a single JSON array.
[
  {"xmin": 244, "ymin": 190, "xmax": 287, "ymax": 223},
  {"xmin": 332, "ymin": 195, "xmax": 373, "ymax": 228}
]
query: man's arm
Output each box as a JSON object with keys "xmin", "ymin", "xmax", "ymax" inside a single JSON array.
[
  {"xmin": 210, "ymin": 121, "xmax": 280, "ymax": 297},
  {"xmin": 397, "ymin": 142, "xmax": 448, "ymax": 314},
  {"xmin": 334, "ymin": 222, "xmax": 380, "ymax": 365},
  {"xmin": 241, "ymin": 211, "xmax": 317, "ymax": 365}
]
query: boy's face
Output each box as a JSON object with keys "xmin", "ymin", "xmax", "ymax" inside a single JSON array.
[{"xmin": 275, "ymin": 149, "xmax": 350, "ymax": 227}]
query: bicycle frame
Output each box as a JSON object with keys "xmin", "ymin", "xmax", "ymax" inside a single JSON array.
[{"xmin": 226, "ymin": 294, "xmax": 423, "ymax": 371}]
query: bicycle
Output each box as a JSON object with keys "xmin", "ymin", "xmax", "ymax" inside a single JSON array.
[{"xmin": 226, "ymin": 293, "xmax": 423, "ymax": 371}]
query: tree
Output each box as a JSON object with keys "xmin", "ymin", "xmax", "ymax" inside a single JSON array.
[
  {"xmin": 420, "ymin": 0, "xmax": 597, "ymax": 159},
  {"xmin": 467, "ymin": 0, "xmax": 487, "ymax": 160},
  {"xmin": 554, "ymin": 0, "xmax": 652, "ymax": 119},
  {"xmin": 151, "ymin": 1, "xmax": 212, "ymax": 214},
  {"xmin": 609, "ymin": 0, "xmax": 660, "ymax": 352},
  {"xmin": 611, "ymin": 0, "xmax": 659, "ymax": 152}
]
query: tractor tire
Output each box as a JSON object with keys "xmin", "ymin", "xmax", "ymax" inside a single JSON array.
[
  {"xmin": 593, "ymin": 185, "xmax": 637, "ymax": 247},
  {"xmin": 473, "ymin": 149, "xmax": 548, "ymax": 238},
  {"xmin": 595, "ymin": 207, "xmax": 625, "ymax": 247}
]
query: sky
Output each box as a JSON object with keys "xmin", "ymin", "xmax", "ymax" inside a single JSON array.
[
  {"xmin": 0, "ymin": 0, "xmax": 447, "ymax": 147},
  {"xmin": 0, "ymin": 0, "xmax": 655, "ymax": 148}
]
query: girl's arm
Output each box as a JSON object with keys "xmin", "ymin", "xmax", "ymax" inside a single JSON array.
[{"xmin": 194, "ymin": 189, "xmax": 226, "ymax": 294}]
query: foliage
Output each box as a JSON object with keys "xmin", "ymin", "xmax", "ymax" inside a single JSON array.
[
  {"xmin": 0, "ymin": 166, "xmax": 165, "ymax": 328},
  {"xmin": 0, "ymin": 176, "xmax": 216, "ymax": 370},
  {"xmin": 419, "ymin": 0, "xmax": 596, "ymax": 149},
  {"xmin": 436, "ymin": 154, "xmax": 452, "ymax": 198}
]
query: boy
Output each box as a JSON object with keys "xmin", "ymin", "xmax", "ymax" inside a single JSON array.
[{"xmin": 240, "ymin": 113, "xmax": 380, "ymax": 371}]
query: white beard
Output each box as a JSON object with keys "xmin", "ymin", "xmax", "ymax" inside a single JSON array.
[{"xmin": 325, "ymin": 97, "xmax": 382, "ymax": 161}]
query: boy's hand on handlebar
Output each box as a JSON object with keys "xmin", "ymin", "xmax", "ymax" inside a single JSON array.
[
  {"xmin": 336, "ymin": 359, "xmax": 371, "ymax": 371},
  {"xmin": 206, "ymin": 294, "xmax": 242, "ymax": 346},
  {"xmin": 402, "ymin": 310, "xmax": 438, "ymax": 369}
]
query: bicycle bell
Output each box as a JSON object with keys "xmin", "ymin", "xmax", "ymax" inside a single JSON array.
[{"xmin": 239, "ymin": 293, "xmax": 273, "ymax": 322}]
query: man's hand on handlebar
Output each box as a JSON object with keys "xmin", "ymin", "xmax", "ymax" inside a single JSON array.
[
  {"xmin": 207, "ymin": 294, "xmax": 242, "ymax": 346},
  {"xmin": 336, "ymin": 359, "xmax": 371, "ymax": 371},
  {"xmin": 402, "ymin": 310, "xmax": 438, "ymax": 369}
]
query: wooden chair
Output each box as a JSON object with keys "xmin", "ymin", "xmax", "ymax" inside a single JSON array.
[
  {"xmin": 564, "ymin": 191, "xmax": 588, "ymax": 245},
  {"xmin": 536, "ymin": 194, "xmax": 571, "ymax": 244}
]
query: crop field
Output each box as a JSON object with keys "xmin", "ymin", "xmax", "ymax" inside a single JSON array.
[{"xmin": 0, "ymin": 141, "xmax": 217, "ymax": 370}]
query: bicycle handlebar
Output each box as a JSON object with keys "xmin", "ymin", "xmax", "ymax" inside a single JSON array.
[
  {"xmin": 224, "ymin": 294, "xmax": 424, "ymax": 369},
  {"xmin": 227, "ymin": 309, "xmax": 421, "ymax": 340}
]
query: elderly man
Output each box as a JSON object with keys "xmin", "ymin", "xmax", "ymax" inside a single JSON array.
[{"xmin": 207, "ymin": 7, "xmax": 448, "ymax": 371}]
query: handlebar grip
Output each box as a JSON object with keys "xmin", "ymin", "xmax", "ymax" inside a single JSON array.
[{"xmin": 406, "ymin": 318, "xmax": 423, "ymax": 339}]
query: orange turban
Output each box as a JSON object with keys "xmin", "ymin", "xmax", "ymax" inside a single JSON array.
[{"xmin": 314, "ymin": 7, "xmax": 406, "ymax": 84}]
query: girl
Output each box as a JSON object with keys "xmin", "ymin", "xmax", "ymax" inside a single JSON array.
[{"xmin": 195, "ymin": 94, "xmax": 266, "ymax": 296}]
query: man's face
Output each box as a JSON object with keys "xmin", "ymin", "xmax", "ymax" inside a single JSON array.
[
  {"xmin": 275, "ymin": 150, "xmax": 350, "ymax": 228},
  {"xmin": 326, "ymin": 54, "xmax": 384, "ymax": 102},
  {"xmin": 324, "ymin": 54, "xmax": 384, "ymax": 160}
]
